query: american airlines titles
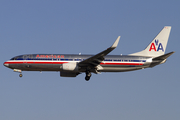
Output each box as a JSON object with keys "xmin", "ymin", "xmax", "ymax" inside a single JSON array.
[{"xmin": 36, "ymin": 54, "xmax": 64, "ymax": 58}]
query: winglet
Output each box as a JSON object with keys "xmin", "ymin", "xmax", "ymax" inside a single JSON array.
[{"xmin": 111, "ymin": 36, "xmax": 120, "ymax": 48}]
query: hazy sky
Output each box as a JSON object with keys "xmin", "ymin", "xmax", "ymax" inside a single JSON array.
[{"xmin": 0, "ymin": 1, "xmax": 179, "ymax": 120}]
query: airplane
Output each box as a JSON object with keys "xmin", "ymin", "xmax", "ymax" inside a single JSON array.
[{"xmin": 3, "ymin": 26, "xmax": 174, "ymax": 81}]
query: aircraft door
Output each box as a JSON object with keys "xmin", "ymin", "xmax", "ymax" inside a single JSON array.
[{"xmin": 23, "ymin": 55, "xmax": 30, "ymax": 68}]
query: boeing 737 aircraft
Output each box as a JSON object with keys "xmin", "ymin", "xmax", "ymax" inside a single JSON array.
[{"xmin": 3, "ymin": 26, "xmax": 174, "ymax": 81}]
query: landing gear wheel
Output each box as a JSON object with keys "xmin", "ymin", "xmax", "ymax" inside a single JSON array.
[
  {"xmin": 85, "ymin": 71, "xmax": 91, "ymax": 81},
  {"xmin": 85, "ymin": 76, "xmax": 90, "ymax": 81},
  {"xmin": 19, "ymin": 74, "xmax": 23, "ymax": 77}
]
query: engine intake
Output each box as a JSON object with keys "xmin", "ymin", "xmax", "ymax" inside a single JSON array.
[{"xmin": 61, "ymin": 62, "xmax": 79, "ymax": 71}]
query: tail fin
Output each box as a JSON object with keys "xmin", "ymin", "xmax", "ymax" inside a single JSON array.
[{"xmin": 130, "ymin": 26, "xmax": 171, "ymax": 57}]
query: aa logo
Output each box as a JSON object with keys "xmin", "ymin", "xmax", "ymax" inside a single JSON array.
[{"xmin": 149, "ymin": 39, "xmax": 164, "ymax": 52}]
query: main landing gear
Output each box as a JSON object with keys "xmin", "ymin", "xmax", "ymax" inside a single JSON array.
[{"xmin": 85, "ymin": 71, "xmax": 91, "ymax": 81}]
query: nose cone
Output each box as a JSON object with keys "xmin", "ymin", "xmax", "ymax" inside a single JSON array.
[{"xmin": 3, "ymin": 62, "xmax": 9, "ymax": 67}]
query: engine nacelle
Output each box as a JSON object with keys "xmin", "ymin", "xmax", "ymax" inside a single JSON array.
[
  {"xmin": 61, "ymin": 62, "xmax": 79, "ymax": 71},
  {"xmin": 60, "ymin": 71, "xmax": 78, "ymax": 77}
]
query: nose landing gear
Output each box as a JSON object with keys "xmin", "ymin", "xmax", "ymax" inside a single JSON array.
[
  {"xmin": 13, "ymin": 69, "xmax": 23, "ymax": 78},
  {"xmin": 19, "ymin": 73, "xmax": 23, "ymax": 77}
]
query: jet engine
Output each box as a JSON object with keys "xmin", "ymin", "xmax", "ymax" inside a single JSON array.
[
  {"xmin": 60, "ymin": 71, "xmax": 79, "ymax": 77},
  {"xmin": 61, "ymin": 62, "xmax": 79, "ymax": 71}
]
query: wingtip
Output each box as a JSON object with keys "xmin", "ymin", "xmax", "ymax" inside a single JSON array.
[{"xmin": 111, "ymin": 36, "xmax": 120, "ymax": 48}]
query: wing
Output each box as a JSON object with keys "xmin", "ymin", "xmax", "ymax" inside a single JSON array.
[{"xmin": 78, "ymin": 36, "xmax": 120, "ymax": 68}]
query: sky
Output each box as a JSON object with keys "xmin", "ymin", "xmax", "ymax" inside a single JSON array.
[{"xmin": 0, "ymin": 0, "xmax": 180, "ymax": 120}]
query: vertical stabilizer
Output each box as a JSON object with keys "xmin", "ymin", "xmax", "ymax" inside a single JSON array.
[{"xmin": 130, "ymin": 26, "xmax": 171, "ymax": 57}]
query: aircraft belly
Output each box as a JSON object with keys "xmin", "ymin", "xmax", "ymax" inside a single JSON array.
[{"xmin": 9, "ymin": 64, "xmax": 61, "ymax": 71}]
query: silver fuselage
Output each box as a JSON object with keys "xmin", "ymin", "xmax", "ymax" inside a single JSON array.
[{"xmin": 4, "ymin": 54, "xmax": 153, "ymax": 73}]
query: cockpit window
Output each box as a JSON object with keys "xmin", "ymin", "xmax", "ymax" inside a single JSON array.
[
  {"xmin": 10, "ymin": 57, "xmax": 18, "ymax": 60},
  {"xmin": 10, "ymin": 55, "xmax": 23, "ymax": 60}
]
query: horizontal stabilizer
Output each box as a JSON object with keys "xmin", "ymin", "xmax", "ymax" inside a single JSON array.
[
  {"xmin": 153, "ymin": 51, "xmax": 175, "ymax": 60},
  {"xmin": 149, "ymin": 51, "xmax": 175, "ymax": 67}
]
